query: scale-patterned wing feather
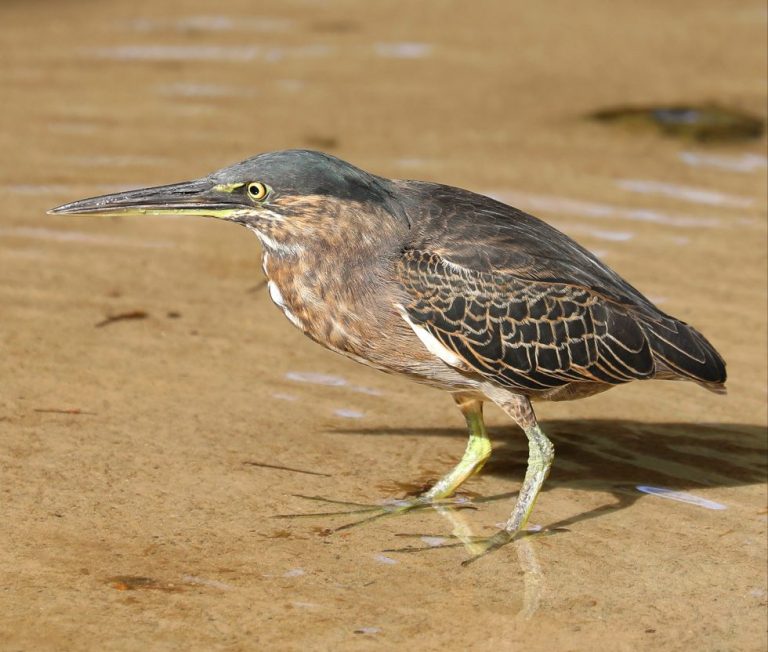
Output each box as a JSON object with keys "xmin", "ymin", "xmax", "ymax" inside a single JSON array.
[{"xmin": 397, "ymin": 250, "xmax": 655, "ymax": 391}]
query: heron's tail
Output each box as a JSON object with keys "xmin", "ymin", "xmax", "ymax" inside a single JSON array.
[{"xmin": 642, "ymin": 318, "xmax": 727, "ymax": 394}]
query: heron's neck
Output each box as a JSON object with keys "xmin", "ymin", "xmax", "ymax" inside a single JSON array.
[{"xmin": 250, "ymin": 211, "xmax": 405, "ymax": 356}]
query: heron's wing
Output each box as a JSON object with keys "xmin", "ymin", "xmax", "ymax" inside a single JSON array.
[
  {"xmin": 396, "ymin": 183, "xmax": 726, "ymax": 388},
  {"xmin": 396, "ymin": 249, "xmax": 655, "ymax": 390}
]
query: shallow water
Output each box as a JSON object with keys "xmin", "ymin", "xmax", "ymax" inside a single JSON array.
[{"xmin": 1, "ymin": 1, "xmax": 766, "ymax": 650}]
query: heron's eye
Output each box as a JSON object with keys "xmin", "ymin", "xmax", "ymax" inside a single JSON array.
[{"xmin": 247, "ymin": 182, "xmax": 270, "ymax": 201}]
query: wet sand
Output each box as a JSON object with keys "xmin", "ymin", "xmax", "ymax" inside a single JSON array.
[{"xmin": 1, "ymin": 1, "xmax": 766, "ymax": 650}]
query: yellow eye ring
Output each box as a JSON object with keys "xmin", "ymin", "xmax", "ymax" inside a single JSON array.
[{"xmin": 247, "ymin": 182, "xmax": 270, "ymax": 201}]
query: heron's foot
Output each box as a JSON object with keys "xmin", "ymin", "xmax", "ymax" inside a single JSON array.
[
  {"xmin": 273, "ymin": 493, "xmax": 478, "ymax": 532},
  {"xmin": 459, "ymin": 529, "xmax": 521, "ymax": 565}
]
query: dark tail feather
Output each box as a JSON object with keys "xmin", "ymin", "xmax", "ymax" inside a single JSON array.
[
  {"xmin": 703, "ymin": 382, "xmax": 727, "ymax": 395},
  {"xmin": 642, "ymin": 318, "xmax": 727, "ymax": 390}
]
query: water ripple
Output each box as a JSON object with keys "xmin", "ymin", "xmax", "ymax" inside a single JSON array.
[
  {"xmin": 617, "ymin": 179, "xmax": 753, "ymax": 208},
  {"xmin": 488, "ymin": 190, "xmax": 724, "ymax": 229},
  {"xmin": 87, "ymin": 44, "xmax": 331, "ymax": 63}
]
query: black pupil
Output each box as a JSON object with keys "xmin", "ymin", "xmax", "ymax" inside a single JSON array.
[{"xmin": 250, "ymin": 184, "xmax": 261, "ymax": 196}]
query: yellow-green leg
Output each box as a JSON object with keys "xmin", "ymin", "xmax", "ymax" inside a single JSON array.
[
  {"xmin": 383, "ymin": 391, "xmax": 557, "ymax": 564},
  {"xmin": 422, "ymin": 393, "xmax": 492, "ymax": 500},
  {"xmin": 502, "ymin": 418, "xmax": 553, "ymax": 534},
  {"xmin": 275, "ymin": 392, "xmax": 492, "ymax": 528},
  {"xmin": 463, "ymin": 390, "xmax": 554, "ymax": 561}
]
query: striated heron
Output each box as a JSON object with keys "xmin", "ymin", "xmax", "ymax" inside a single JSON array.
[{"xmin": 51, "ymin": 150, "xmax": 727, "ymax": 561}]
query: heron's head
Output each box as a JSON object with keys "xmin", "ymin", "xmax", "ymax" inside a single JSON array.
[{"xmin": 50, "ymin": 150, "xmax": 410, "ymax": 247}]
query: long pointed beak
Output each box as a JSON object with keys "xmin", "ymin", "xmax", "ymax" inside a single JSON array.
[{"xmin": 48, "ymin": 179, "xmax": 244, "ymax": 219}]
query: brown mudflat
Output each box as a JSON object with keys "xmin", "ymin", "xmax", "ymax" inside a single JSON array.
[{"xmin": 1, "ymin": 1, "xmax": 766, "ymax": 650}]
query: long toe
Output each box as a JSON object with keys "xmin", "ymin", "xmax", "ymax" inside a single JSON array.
[{"xmin": 272, "ymin": 494, "xmax": 479, "ymax": 531}]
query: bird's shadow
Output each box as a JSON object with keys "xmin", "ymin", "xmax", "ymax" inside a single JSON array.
[{"xmin": 327, "ymin": 420, "xmax": 767, "ymax": 530}]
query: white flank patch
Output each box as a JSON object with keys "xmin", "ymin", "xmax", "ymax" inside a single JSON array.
[{"xmin": 397, "ymin": 305, "xmax": 466, "ymax": 369}]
